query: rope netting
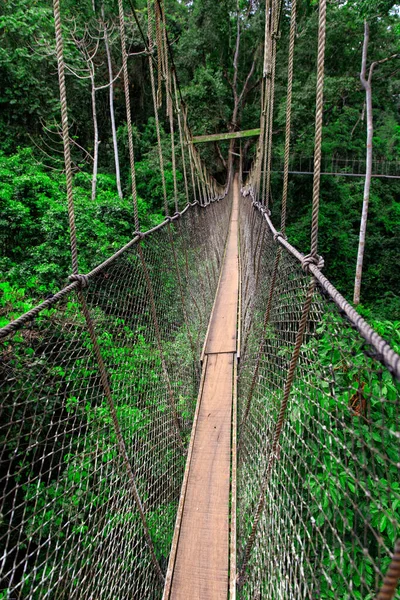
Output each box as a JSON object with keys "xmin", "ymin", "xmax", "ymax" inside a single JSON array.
[
  {"xmin": 237, "ymin": 195, "xmax": 400, "ymax": 598},
  {"xmin": 1, "ymin": 0, "xmax": 400, "ymax": 596},
  {"xmin": 0, "ymin": 197, "xmax": 232, "ymax": 598},
  {"xmin": 237, "ymin": 0, "xmax": 400, "ymax": 597}
]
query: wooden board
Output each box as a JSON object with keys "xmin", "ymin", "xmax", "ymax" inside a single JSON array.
[
  {"xmin": 205, "ymin": 181, "xmax": 239, "ymax": 355},
  {"xmin": 192, "ymin": 128, "xmax": 261, "ymax": 144},
  {"xmin": 169, "ymin": 353, "xmax": 234, "ymax": 599}
]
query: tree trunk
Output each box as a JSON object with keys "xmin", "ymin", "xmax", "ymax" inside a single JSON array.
[
  {"xmin": 91, "ymin": 77, "xmax": 99, "ymax": 201},
  {"xmin": 102, "ymin": 6, "xmax": 123, "ymax": 199},
  {"xmin": 353, "ymin": 21, "xmax": 372, "ymax": 305}
]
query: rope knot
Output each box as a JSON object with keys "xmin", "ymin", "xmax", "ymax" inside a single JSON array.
[
  {"xmin": 173, "ymin": 211, "xmax": 181, "ymax": 218},
  {"xmin": 165, "ymin": 215, "xmax": 173, "ymax": 223},
  {"xmin": 69, "ymin": 274, "xmax": 90, "ymax": 289},
  {"xmin": 133, "ymin": 230, "xmax": 144, "ymax": 240},
  {"xmin": 301, "ymin": 253, "xmax": 324, "ymax": 272},
  {"xmin": 260, "ymin": 206, "xmax": 271, "ymax": 217},
  {"xmin": 273, "ymin": 231, "xmax": 287, "ymax": 242}
]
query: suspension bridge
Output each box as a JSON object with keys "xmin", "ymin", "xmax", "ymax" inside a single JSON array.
[{"xmin": 1, "ymin": 0, "xmax": 399, "ymax": 599}]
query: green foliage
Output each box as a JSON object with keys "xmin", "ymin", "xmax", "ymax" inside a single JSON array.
[
  {"xmin": 288, "ymin": 313, "xmax": 400, "ymax": 597},
  {"xmin": 0, "ymin": 148, "xmax": 165, "ymax": 298}
]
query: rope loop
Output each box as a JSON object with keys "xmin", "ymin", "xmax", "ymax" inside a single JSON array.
[
  {"xmin": 260, "ymin": 206, "xmax": 271, "ymax": 217},
  {"xmin": 68, "ymin": 274, "xmax": 90, "ymax": 289},
  {"xmin": 301, "ymin": 253, "xmax": 324, "ymax": 272},
  {"xmin": 273, "ymin": 231, "xmax": 287, "ymax": 242},
  {"xmin": 165, "ymin": 215, "xmax": 173, "ymax": 223}
]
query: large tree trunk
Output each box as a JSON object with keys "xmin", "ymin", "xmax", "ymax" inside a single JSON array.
[{"xmin": 102, "ymin": 6, "xmax": 123, "ymax": 199}]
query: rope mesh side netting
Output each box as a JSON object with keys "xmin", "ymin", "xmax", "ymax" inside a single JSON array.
[
  {"xmin": 236, "ymin": 0, "xmax": 400, "ymax": 597},
  {"xmin": 0, "ymin": 0, "xmax": 231, "ymax": 597},
  {"xmin": 0, "ymin": 199, "xmax": 231, "ymax": 599},
  {"xmin": 237, "ymin": 196, "xmax": 400, "ymax": 599}
]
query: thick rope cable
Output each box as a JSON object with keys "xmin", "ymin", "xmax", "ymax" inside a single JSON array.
[
  {"xmin": 154, "ymin": 0, "xmax": 164, "ymax": 107},
  {"xmin": 118, "ymin": 0, "xmax": 140, "ymax": 231},
  {"xmin": 310, "ymin": 0, "xmax": 327, "ymax": 258},
  {"xmin": 173, "ymin": 72, "xmax": 190, "ymax": 205},
  {"xmin": 156, "ymin": 0, "xmax": 179, "ymax": 211},
  {"xmin": 147, "ymin": 0, "xmax": 169, "ymax": 217},
  {"xmin": 147, "ymin": 0, "xmax": 197, "ymax": 381},
  {"xmin": 263, "ymin": 0, "xmax": 279, "ymax": 209},
  {"xmin": 53, "ymin": 0, "xmax": 79, "ymax": 275},
  {"xmin": 281, "ymin": 0, "xmax": 297, "ymax": 235}
]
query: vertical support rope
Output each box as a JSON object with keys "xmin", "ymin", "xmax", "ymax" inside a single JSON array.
[
  {"xmin": 310, "ymin": 0, "xmax": 327, "ymax": 257},
  {"xmin": 118, "ymin": 0, "xmax": 140, "ymax": 231},
  {"xmin": 78, "ymin": 291, "xmax": 165, "ymax": 587},
  {"xmin": 173, "ymin": 72, "xmax": 190, "ymax": 205},
  {"xmin": 147, "ymin": 0, "xmax": 169, "ymax": 217},
  {"xmin": 53, "ymin": 0, "xmax": 78, "ymax": 275},
  {"xmin": 281, "ymin": 0, "xmax": 297, "ymax": 235},
  {"xmin": 263, "ymin": 0, "xmax": 279, "ymax": 209}
]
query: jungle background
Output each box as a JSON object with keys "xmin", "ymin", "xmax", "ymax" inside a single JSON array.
[{"xmin": 0, "ymin": 0, "xmax": 399, "ymax": 321}]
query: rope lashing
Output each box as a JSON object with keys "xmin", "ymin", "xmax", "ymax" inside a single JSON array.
[
  {"xmin": 301, "ymin": 252, "xmax": 325, "ymax": 272},
  {"xmin": 68, "ymin": 274, "xmax": 90, "ymax": 288},
  {"xmin": 273, "ymin": 231, "xmax": 287, "ymax": 242}
]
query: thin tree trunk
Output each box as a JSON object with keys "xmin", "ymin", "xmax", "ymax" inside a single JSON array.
[
  {"xmin": 353, "ymin": 24, "xmax": 398, "ymax": 304},
  {"xmin": 102, "ymin": 5, "xmax": 123, "ymax": 199},
  {"xmin": 353, "ymin": 21, "xmax": 374, "ymax": 305},
  {"xmin": 91, "ymin": 76, "xmax": 99, "ymax": 201},
  {"xmin": 354, "ymin": 21, "xmax": 372, "ymax": 306}
]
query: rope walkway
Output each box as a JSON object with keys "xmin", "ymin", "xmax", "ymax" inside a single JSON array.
[{"xmin": 0, "ymin": 0, "xmax": 399, "ymax": 599}]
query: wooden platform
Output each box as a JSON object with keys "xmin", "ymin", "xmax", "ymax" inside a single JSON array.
[{"xmin": 163, "ymin": 178, "xmax": 239, "ymax": 600}]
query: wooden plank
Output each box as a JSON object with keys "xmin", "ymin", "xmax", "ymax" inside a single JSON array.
[
  {"xmin": 192, "ymin": 128, "xmax": 261, "ymax": 144},
  {"xmin": 163, "ymin": 357, "xmax": 209, "ymax": 600},
  {"xmin": 229, "ymin": 356, "xmax": 238, "ymax": 600},
  {"xmin": 169, "ymin": 353, "xmax": 234, "ymax": 600},
  {"xmin": 205, "ymin": 181, "xmax": 239, "ymax": 355}
]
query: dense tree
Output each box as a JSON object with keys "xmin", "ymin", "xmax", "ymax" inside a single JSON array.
[{"xmin": 0, "ymin": 0, "xmax": 399, "ymax": 315}]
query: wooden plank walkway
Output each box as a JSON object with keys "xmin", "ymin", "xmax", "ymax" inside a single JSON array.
[{"xmin": 163, "ymin": 177, "xmax": 239, "ymax": 600}]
